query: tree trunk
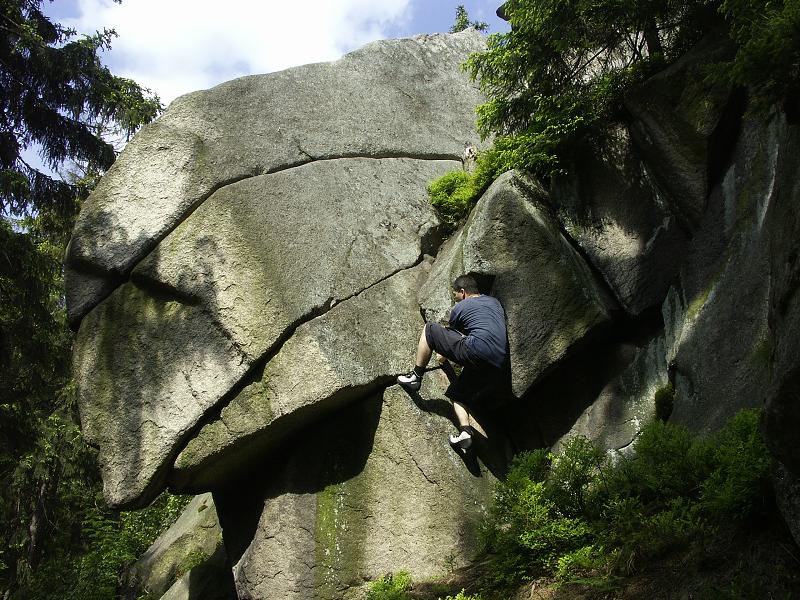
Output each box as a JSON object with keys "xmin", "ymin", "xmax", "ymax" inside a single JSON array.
[
  {"xmin": 644, "ymin": 17, "xmax": 663, "ymax": 57},
  {"xmin": 26, "ymin": 477, "xmax": 49, "ymax": 567}
]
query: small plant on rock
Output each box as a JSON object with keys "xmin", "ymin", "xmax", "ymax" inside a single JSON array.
[{"xmin": 367, "ymin": 570, "xmax": 413, "ymax": 600}]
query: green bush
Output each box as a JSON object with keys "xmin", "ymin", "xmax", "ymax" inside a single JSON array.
[
  {"xmin": 717, "ymin": 0, "xmax": 800, "ymax": 111},
  {"xmin": 440, "ymin": 591, "xmax": 482, "ymax": 600},
  {"xmin": 441, "ymin": 0, "xmax": 800, "ymax": 223},
  {"xmin": 479, "ymin": 409, "xmax": 772, "ymax": 595},
  {"xmin": 69, "ymin": 492, "xmax": 190, "ymax": 600},
  {"xmin": 426, "ymin": 147, "xmax": 510, "ymax": 230},
  {"xmin": 698, "ymin": 409, "xmax": 771, "ymax": 519},
  {"xmin": 427, "ymin": 171, "xmax": 473, "ymax": 228},
  {"xmin": 12, "ymin": 491, "xmax": 191, "ymax": 600}
]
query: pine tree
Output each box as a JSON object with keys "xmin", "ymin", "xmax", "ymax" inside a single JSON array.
[
  {"xmin": 449, "ymin": 5, "xmax": 489, "ymax": 33},
  {"xmin": 0, "ymin": 1, "xmax": 160, "ymax": 594}
]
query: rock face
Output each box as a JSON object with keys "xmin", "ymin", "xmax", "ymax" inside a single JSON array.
[
  {"xmin": 73, "ymin": 158, "xmax": 453, "ymax": 508},
  {"xmin": 121, "ymin": 494, "xmax": 235, "ymax": 600},
  {"xmin": 623, "ymin": 30, "xmax": 737, "ymax": 228},
  {"xmin": 70, "ymin": 29, "xmax": 483, "ymax": 509},
  {"xmin": 554, "ymin": 336, "xmax": 669, "ymax": 455},
  {"xmin": 418, "ymin": 171, "xmax": 616, "ymax": 398},
  {"xmin": 69, "ymin": 28, "xmax": 800, "ymax": 598},
  {"xmin": 69, "ymin": 29, "xmax": 505, "ymax": 600},
  {"xmin": 216, "ymin": 379, "xmax": 496, "ymax": 600},
  {"xmin": 171, "ymin": 262, "xmax": 434, "ymax": 491},
  {"xmin": 550, "ymin": 126, "xmax": 688, "ymax": 316}
]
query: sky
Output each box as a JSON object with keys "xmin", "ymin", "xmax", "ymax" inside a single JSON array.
[{"xmin": 45, "ymin": 0, "xmax": 510, "ymax": 107}]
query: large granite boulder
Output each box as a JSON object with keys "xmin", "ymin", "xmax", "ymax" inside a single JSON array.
[
  {"xmin": 762, "ymin": 114, "xmax": 800, "ymax": 475},
  {"xmin": 69, "ymin": 25, "xmax": 800, "ymax": 591},
  {"xmin": 170, "ymin": 262, "xmax": 433, "ymax": 492},
  {"xmin": 214, "ymin": 377, "xmax": 497, "ymax": 600},
  {"xmin": 419, "ymin": 171, "xmax": 617, "ymax": 398},
  {"xmin": 661, "ymin": 114, "xmax": 780, "ymax": 433},
  {"xmin": 759, "ymin": 114, "xmax": 800, "ymax": 545},
  {"xmin": 64, "ymin": 30, "xmax": 487, "ymax": 326},
  {"xmin": 74, "ymin": 158, "xmax": 452, "ymax": 508},
  {"xmin": 554, "ymin": 335, "xmax": 668, "ymax": 455},
  {"xmin": 70, "ymin": 31, "xmax": 485, "ymax": 509}
]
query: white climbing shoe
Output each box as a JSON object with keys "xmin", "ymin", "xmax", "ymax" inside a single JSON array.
[
  {"xmin": 397, "ymin": 371, "xmax": 422, "ymax": 391},
  {"xmin": 449, "ymin": 429, "xmax": 473, "ymax": 449}
]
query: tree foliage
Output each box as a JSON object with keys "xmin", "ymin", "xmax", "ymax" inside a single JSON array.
[
  {"xmin": 428, "ymin": 0, "xmax": 800, "ymax": 228},
  {"xmin": 466, "ymin": 0, "xmax": 719, "ymax": 175},
  {"xmin": 480, "ymin": 410, "xmax": 773, "ymax": 596},
  {"xmin": 716, "ymin": 0, "xmax": 800, "ymax": 110},
  {"xmin": 1, "ymin": 0, "xmax": 161, "ymax": 222},
  {"xmin": 0, "ymin": 1, "xmax": 160, "ymax": 595},
  {"xmin": 450, "ymin": 5, "xmax": 489, "ymax": 33}
]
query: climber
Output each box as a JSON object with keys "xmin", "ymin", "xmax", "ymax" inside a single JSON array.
[{"xmin": 397, "ymin": 274, "xmax": 508, "ymax": 449}]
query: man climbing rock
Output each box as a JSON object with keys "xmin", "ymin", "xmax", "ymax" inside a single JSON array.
[{"xmin": 398, "ymin": 274, "xmax": 508, "ymax": 449}]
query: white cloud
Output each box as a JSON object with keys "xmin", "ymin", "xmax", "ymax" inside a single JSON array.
[{"xmin": 65, "ymin": 0, "xmax": 412, "ymax": 105}]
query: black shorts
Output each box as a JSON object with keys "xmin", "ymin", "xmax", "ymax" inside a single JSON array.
[
  {"xmin": 424, "ymin": 322, "xmax": 474, "ymax": 366},
  {"xmin": 424, "ymin": 322, "xmax": 504, "ymax": 407}
]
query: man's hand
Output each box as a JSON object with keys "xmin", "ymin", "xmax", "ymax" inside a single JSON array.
[{"xmin": 436, "ymin": 353, "xmax": 449, "ymax": 365}]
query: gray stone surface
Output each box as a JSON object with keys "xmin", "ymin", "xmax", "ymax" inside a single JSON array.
[
  {"xmin": 419, "ymin": 171, "xmax": 616, "ymax": 398},
  {"xmin": 64, "ymin": 30, "xmax": 487, "ymax": 326},
  {"xmin": 551, "ymin": 126, "xmax": 688, "ymax": 316},
  {"xmin": 69, "ymin": 28, "xmax": 800, "ymax": 592},
  {"xmin": 133, "ymin": 157, "xmax": 453, "ymax": 361},
  {"xmin": 121, "ymin": 494, "xmax": 234, "ymax": 600},
  {"xmin": 73, "ymin": 283, "xmax": 252, "ymax": 508},
  {"xmin": 624, "ymin": 31, "xmax": 735, "ymax": 227},
  {"xmin": 662, "ymin": 115, "xmax": 779, "ymax": 434},
  {"xmin": 157, "ymin": 547, "xmax": 237, "ymax": 600},
  {"xmin": 75, "ymin": 156, "xmax": 451, "ymax": 509},
  {"xmin": 554, "ymin": 335, "xmax": 668, "ymax": 455},
  {"xmin": 172, "ymin": 262, "xmax": 432, "ymax": 492},
  {"xmin": 762, "ymin": 114, "xmax": 800, "ymax": 477},
  {"xmin": 215, "ymin": 378, "xmax": 496, "ymax": 600},
  {"xmin": 773, "ymin": 461, "xmax": 800, "ymax": 549}
]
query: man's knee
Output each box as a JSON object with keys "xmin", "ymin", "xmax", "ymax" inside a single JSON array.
[{"xmin": 423, "ymin": 322, "xmax": 438, "ymax": 350}]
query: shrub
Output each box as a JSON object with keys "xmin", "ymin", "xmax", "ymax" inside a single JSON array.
[
  {"xmin": 699, "ymin": 408, "xmax": 771, "ymax": 519},
  {"xmin": 717, "ymin": 0, "xmax": 800, "ymax": 111},
  {"xmin": 367, "ymin": 570, "xmax": 413, "ymax": 600},
  {"xmin": 427, "ymin": 146, "xmax": 512, "ymax": 230},
  {"xmin": 479, "ymin": 409, "xmax": 772, "ymax": 595},
  {"xmin": 427, "ymin": 171, "xmax": 473, "ymax": 228}
]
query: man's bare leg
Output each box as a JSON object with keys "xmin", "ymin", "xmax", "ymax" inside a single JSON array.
[
  {"xmin": 414, "ymin": 327, "xmax": 433, "ymax": 369},
  {"xmin": 452, "ymin": 401, "xmax": 471, "ymax": 428}
]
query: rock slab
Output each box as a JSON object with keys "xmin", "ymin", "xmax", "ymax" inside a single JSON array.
[
  {"xmin": 75, "ymin": 156, "xmax": 452, "ymax": 508},
  {"xmin": 121, "ymin": 494, "xmax": 235, "ymax": 600},
  {"xmin": 172, "ymin": 262, "xmax": 434, "ymax": 491},
  {"xmin": 419, "ymin": 171, "xmax": 617, "ymax": 398}
]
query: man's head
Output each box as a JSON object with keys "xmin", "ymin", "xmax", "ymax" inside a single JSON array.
[{"xmin": 452, "ymin": 274, "xmax": 481, "ymax": 302}]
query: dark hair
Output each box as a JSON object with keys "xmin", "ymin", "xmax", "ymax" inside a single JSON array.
[{"xmin": 453, "ymin": 274, "xmax": 480, "ymax": 294}]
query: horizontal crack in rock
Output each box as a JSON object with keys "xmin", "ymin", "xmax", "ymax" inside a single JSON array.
[
  {"xmin": 168, "ymin": 259, "xmax": 429, "ymax": 489},
  {"xmin": 69, "ymin": 154, "xmax": 458, "ymax": 327}
]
